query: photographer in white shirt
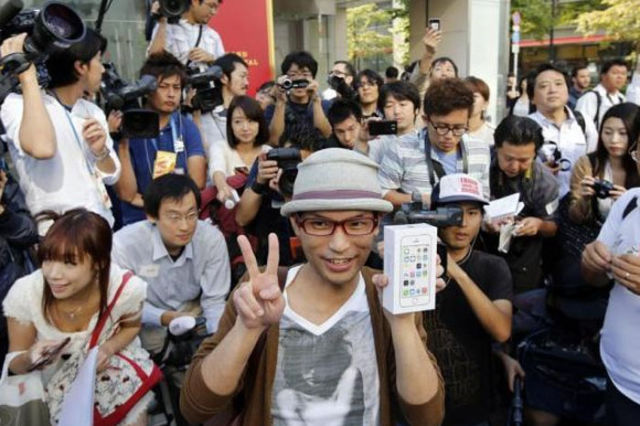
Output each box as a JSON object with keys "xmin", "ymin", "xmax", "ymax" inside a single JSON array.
[{"xmin": 0, "ymin": 29, "xmax": 121, "ymax": 234}]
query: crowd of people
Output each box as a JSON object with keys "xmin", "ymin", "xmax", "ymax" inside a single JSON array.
[{"xmin": 2, "ymin": 0, "xmax": 640, "ymax": 425}]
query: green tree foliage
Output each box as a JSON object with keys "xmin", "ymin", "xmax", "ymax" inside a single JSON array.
[
  {"xmin": 347, "ymin": 4, "xmax": 393, "ymax": 69},
  {"xmin": 511, "ymin": 0, "xmax": 603, "ymax": 40},
  {"xmin": 576, "ymin": 0, "xmax": 640, "ymax": 43}
]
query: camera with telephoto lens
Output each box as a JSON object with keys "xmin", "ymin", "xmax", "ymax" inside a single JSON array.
[
  {"xmin": 185, "ymin": 65, "xmax": 223, "ymax": 112},
  {"xmin": 266, "ymin": 147, "xmax": 302, "ymax": 198},
  {"xmin": 279, "ymin": 78, "xmax": 309, "ymax": 91},
  {"xmin": 100, "ymin": 63, "xmax": 160, "ymax": 139},
  {"xmin": 157, "ymin": 0, "xmax": 190, "ymax": 23},
  {"xmin": 592, "ymin": 179, "xmax": 614, "ymax": 199},
  {"xmin": 327, "ymin": 74, "xmax": 356, "ymax": 100}
]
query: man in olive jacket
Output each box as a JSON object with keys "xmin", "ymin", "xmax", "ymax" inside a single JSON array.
[{"xmin": 180, "ymin": 148, "xmax": 445, "ymax": 425}]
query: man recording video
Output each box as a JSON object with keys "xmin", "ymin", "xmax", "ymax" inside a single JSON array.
[
  {"xmin": 114, "ymin": 52, "xmax": 206, "ymax": 226},
  {"xmin": 0, "ymin": 29, "xmax": 121, "ymax": 234},
  {"xmin": 200, "ymin": 53, "xmax": 249, "ymax": 153},
  {"xmin": 148, "ymin": 0, "xmax": 225, "ymax": 67},
  {"xmin": 266, "ymin": 51, "xmax": 332, "ymax": 146}
]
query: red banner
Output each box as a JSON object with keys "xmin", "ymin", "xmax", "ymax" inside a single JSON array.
[{"xmin": 209, "ymin": 0, "xmax": 275, "ymax": 96}]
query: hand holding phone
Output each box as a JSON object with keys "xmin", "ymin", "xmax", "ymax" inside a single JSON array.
[
  {"xmin": 368, "ymin": 120, "xmax": 398, "ymax": 136},
  {"xmin": 428, "ymin": 18, "xmax": 441, "ymax": 31},
  {"xmin": 27, "ymin": 337, "xmax": 71, "ymax": 372}
]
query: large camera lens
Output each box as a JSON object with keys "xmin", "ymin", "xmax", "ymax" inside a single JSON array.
[
  {"xmin": 159, "ymin": 0, "xmax": 190, "ymax": 19},
  {"xmin": 26, "ymin": 2, "xmax": 85, "ymax": 56}
]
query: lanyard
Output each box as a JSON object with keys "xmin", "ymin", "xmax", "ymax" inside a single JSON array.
[
  {"xmin": 148, "ymin": 114, "xmax": 179, "ymax": 151},
  {"xmin": 59, "ymin": 101, "xmax": 97, "ymax": 177}
]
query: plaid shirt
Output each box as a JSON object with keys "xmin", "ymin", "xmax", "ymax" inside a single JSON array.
[{"xmin": 377, "ymin": 129, "xmax": 491, "ymax": 201}]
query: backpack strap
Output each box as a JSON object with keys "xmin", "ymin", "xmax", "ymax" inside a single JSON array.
[
  {"xmin": 622, "ymin": 196, "xmax": 638, "ymax": 220},
  {"xmin": 89, "ymin": 271, "xmax": 134, "ymax": 349},
  {"xmin": 573, "ymin": 109, "xmax": 587, "ymax": 137},
  {"xmin": 590, "ymin": 90, "xmax": 602, "ymax": 129}
]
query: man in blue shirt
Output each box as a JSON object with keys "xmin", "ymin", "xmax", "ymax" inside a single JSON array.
[{"xmin": 115, "ymin": 52, "xmax": 206, "ymax": 225}]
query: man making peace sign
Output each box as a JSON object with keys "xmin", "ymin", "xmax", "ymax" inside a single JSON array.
[{"xmin": 180, "ymin": 148, "xmax": 445, "ymax": 425}]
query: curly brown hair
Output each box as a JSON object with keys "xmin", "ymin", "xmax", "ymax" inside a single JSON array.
[{"xmin": 423, "ymin": 78, "xmax": 474, "ymax": 118}]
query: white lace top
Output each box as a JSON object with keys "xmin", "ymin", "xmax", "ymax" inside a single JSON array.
[{"xmin": 2, "ymin": 264, "xmax": 147, "ymax": 382}]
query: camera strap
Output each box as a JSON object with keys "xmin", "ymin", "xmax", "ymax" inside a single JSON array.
[
  {"xmin": 185, "ymin": 25, "xmax": 204, "ymax": 68},
  {"xmin": 423, "ymin": 132, "xmax": 469, "ymax": 188}
]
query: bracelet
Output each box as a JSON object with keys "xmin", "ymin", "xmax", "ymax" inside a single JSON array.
[
  {"xmin": 92, "ymin": 147, "xmax": 111, "ymax": 162},
  {"xmin": 251, "ymin": 181, "xmax": 268, "ymax": 195}
]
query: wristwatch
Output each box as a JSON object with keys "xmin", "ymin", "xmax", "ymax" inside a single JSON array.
[{"xmin": 251, "ymin": 181, "xmax": 268, "ymax": 195}]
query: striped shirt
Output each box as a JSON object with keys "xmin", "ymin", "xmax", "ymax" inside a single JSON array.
[{"xmin": 377, "ymin": 130, "xmax": 491, "ymax": 201}]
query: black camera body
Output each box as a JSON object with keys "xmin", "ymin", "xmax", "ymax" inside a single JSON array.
[
  {"xmin": 158, "ymin": 0, "xmax": 190, "ymax": 23},
  {"xmin": 393, "ymin": 202, "xmax": 463, "ymax": 272},
  {"xmin": 327, "ymin": 74, "xmax": 356, "ymax": 100},
  {"xmin": 394, "ymin": 202, "xmax": 463, "ymax": 228},
  {"xmin": 100, "ymin": 63, "xmax": 160, "ymax": 139},
  {"xmin": 0, "ymin": 1, "xmax": 85, "ymax": 102},
  {"xmin": 101, "ymin": 65, "xmax": 158, "ymax": 111},
  {"xmin": 266, "ymin": 147, "xmax": 302, "ymax": 197},
  {"xmin": 280, "ymin": 78, "xmax": 309, "ymax": 91},
  {"xmin": 185, "ymin": 65, "xmax": 223, "ymax": 112},
  {"xmin": 592, "ymin": 179, "xmax": 614, "ymax": 199}
]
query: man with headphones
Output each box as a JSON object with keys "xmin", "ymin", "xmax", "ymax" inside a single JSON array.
[{"xmin": 484, "ymin": 115, "xmax": 559, "ymax": 293}]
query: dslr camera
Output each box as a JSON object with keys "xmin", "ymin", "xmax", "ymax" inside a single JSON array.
[
  {"xmin": 279, "ymin": 78, "xmax": 309, "ymax": 91},
  {"xmin": 592, "ymin": 179, "xmax": 614, "ymax": 199},
  {"xmin": 266, "ymin": 147, "xmax": 302, "ymax": 198},
  {"xmin": 100, "ymin": 63, "xmax": 160, "ymax": 139},
  {"xmin": 157, "ymin": 0, "xmax": 190, "ymax": 23},
  {"xmin": 185, "ymin": 65, "xmax": 223, "ymax": 112}
]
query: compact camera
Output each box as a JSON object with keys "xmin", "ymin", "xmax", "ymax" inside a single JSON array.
[
  {"xmin": 266, "ymin": 147, "xmax": 302, "ymax": 197},
  {"xmin": 592, "ymin": 179, "xmax": 614, "ymax": 199},
  {"xmin": 279, "ymin": 78, "xmax": 309, "ymax": 91}
]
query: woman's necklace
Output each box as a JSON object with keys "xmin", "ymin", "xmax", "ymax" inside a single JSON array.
[{"xmin": 56, "ymin": 303, "xmax": 83, "ymax": 321}]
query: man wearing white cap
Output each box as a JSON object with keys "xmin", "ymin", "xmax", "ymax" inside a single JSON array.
[
  {"xmin": 181, "ymin": 148, "xmax": 445, "ymax": 425},
  {"xmin": 425, "ymin": 173, "xmax": 513, "ymax": 426}
]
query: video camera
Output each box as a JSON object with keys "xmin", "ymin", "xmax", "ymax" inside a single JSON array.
[
  {"xmin": 266, "ymin": 147, "xmax": 302, "ymax": 198},
  {"xmin": 100, "ymin": 63, "xmax": 159, "ymax": 139},
  {"xmin": 101, "ymin": 64, "xmax": 158, "ymax": 111},
  {"xmin": 394, "ymin": 201, "xmax": 462, "ymax": 272},
  {"xmin": 327, "ymin": 74, "xmax": 356, "ymax": 100},
  {"xmin": 0, "ymin": 1, "xmax": 85, "ymax": 102},
  {"xmin": 157, "ymin": 0, "xmax": 190, "ymax": 23},
  {"xmin": 185, "ymin": 65, "xmax": 223, "ymax": 112},
  {"xmin": 394, "ymin": 202, "xmax": 463, "ymax": 228},
  {"xmin": 278, "ymin": 78, "xmax": 309, "ymax": 91}
]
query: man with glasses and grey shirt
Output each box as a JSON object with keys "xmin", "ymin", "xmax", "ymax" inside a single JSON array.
[
  {"xmin": 378, "ymin": 78, "xmax": 490, "ymax": 208},
  {"xmin": 112, "ymin": 174, "xmax": 230, "ymax": 353}
]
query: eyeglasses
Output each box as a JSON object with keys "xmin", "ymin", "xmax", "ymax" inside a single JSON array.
[
  {"xmin": 430, "ymin": 122, "xmax": 468, "ymax": 137},
  {"xmin": 357, "ymin": 81, "xmax": 377, "ymax": 89},
  {"xmin": 165, "ymin": 212, "xmax": 199, "ymax": 224},
  {"xmin": 295, "ymin": 216, "xmax": 378, "ymax": 236}
]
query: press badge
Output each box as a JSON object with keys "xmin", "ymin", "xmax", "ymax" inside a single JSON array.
[
  {"xmin": 139, "ymin": 264, "xmax": 160, "ymax": 278},
  {"xmin": 153, "ymin": 151, "xmax": 177, "ymax": 178},
  {"xmin": 174, "ymin": 137, "xmax": 185, "ymax": 153}
]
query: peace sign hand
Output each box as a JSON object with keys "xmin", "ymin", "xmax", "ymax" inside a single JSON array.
[{"xmin": 233, "ymin": 233, "xmax": 285, "ymax": 330}]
